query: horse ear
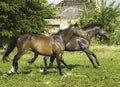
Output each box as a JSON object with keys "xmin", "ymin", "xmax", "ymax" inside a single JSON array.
[{"xmin": 74, "ymin": 22, "xmax": 78, "ymax": 26}]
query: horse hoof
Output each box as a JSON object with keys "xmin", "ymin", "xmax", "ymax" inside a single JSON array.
[
  {"xmin": 48, "ymin": 65, "xmax": 53, "ymax": 68},
  {"xmin": 3, "ymin": 59, "xmax": 10, "ymax": 63},
  {"xmin": 93, "ymin": 66, "xmax": 97, "ymax": 69},
  {"xmin": 59, "ymin": 73, "xmax": 63, "ymax": 76},
  {"xmin": 7, "ymin": 71, "xmax": 15, "ymax": 75},
  {"xmin": 48, "ymin": 63, "xmax": 53, "ymax": 68},
  {"xmin": 97, "ymin": 66, "xmax": 101, "ymax": 69},
  {"xmin": 39, "ymin": 69, "xmax": 44, "ymax": 73},
  {"xmin": 94, "ymin": 66, "xmax": 101, "ymax": 69},
  {"xmin": 98, "ymin": 66, "xmax": 101, "ymax": 68},
  {"xmin": 28, "ymin": 61, "xmax": 33, "ymax": 64},
  {"xmin": 68, "ymin": 67, "xmax": 72, "ymax": 70}
]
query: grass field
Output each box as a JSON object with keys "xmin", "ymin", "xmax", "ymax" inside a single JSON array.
[{"xmin": 0, "ymin": 45, "xmax": 120, "ymax": 87}]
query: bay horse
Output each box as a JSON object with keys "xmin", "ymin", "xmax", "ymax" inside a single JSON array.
[
  {"xmin": 2, "ymin": 24, "xmax": 87, "ymax": 75},
  {"xmin": 28, "ymin": 23, "xmax": 110, "ymax": 69}
]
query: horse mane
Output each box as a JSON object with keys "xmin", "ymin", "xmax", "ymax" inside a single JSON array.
[
  {"xmin": 54, "ymin": 26, "xmax": 71, "ymax": 35},
  {"xmin": 83, "ymin": 23, "xmax": 103, "ymax": 30},
  {"xmin": 54, "ymin": 24, "xmax": 79, "ymax": 35}
]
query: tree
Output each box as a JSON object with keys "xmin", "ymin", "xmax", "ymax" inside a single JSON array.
[
  {"xmin": 0, "ymin": 0, "xmax": 56, "ymax": 38},
  {"xmin": 79, "ymin": 0, "xmax": 120, "ymax": 45}
]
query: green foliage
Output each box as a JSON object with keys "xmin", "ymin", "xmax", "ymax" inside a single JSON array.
[
  {"xmin": 79, "ymin": 2, "xmax": 99, "ymax": 27},
  {"xmin": 0, "ymin": 0, "xmax": 56, "ymax": 38},
  {"xmin": 79, "ymin": 0, "xmax": 120, "ymax": 45},
  {"xmin": 109, "ymin": 16, "xmax": 120, "ymax": 45}
]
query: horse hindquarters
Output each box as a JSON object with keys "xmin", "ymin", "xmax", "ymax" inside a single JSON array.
[
  {"xmin": 8, "ymin": 37, "xmax": 31, "ymax": 74},
  {"xmin": 3, "ymin": 35, "xmax": 20, "ymax": 62}
]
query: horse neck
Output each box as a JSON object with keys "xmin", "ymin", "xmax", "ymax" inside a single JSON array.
[
  {"xmin": 61, "ymin": 29, "xmax": 73, "ymax": 45},
  {"xmin": 86, "ymin": 28, "xmax": 99, "ymax": 42}
]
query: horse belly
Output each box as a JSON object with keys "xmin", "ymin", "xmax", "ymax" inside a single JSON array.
[
  {"xmin": 65, "ymin": 41, "xmax": 80, "ymax": 51},
  {"xmin": 33, "ymin": 43, "xmax": 53, "ymax": 56}
]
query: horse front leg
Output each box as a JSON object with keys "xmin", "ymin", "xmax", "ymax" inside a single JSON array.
[{"xmin": 56, "ymin": 55, "xmax": 63, "ymax": 76}]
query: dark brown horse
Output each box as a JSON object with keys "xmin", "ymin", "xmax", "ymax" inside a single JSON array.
[
  {"xmin": 28, "ymin": 23, "xmax": 110, "ymax": 69},
  {"xmin": 2, "ymin": 24, "xmax": 87, "ymax": 75}
]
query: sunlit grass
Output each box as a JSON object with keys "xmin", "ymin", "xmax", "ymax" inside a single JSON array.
[{"xmin": 0, "ymin": 45, "xmax": 120, "ymax": 87}]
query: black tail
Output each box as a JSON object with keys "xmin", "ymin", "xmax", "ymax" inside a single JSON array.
[{"xmin": 2, "ymin": 35, "xmax": 20, "ymax": 62}]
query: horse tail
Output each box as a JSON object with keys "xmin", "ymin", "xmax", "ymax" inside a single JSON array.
[{"xmin": 2, "ymin": 35, "xmax": 20, "ymax": 62}]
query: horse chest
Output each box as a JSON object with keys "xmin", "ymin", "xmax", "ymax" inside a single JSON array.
[{"xmin": 52, "ymin": 41, "xmax": 64, "ymax": 54}]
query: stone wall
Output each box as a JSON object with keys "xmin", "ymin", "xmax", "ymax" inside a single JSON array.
[
  {"xmin": 45, "ymin": 19, "xmax": 77, "ymax": 35},
  {"xmin": 45, "ymin": 19, "xmax": 77, "ymax": 29}
]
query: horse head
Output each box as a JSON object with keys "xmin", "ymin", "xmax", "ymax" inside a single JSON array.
[
  {"xmin": 98, "ymin": 26, "xmax": 110, "ymax": 39},
  {"xmin": 83, "ymin": 24, "xmax": 110, "ymax": 40}
]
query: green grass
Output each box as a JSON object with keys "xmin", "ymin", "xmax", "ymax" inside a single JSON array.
[{"xmin": 0, "ymin": 45, "xmax": 120, "ymax": 87}]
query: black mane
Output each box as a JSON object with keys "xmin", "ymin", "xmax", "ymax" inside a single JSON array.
[{"xmin": 83, "ymin": 23, "xmax": 103, "ymax": 30}]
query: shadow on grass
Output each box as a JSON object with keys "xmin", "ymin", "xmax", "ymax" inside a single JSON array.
[
  {"xmin": 17, "ymin": 69, "xmax": 58, "ymax": 75},
  {"xmin": 0, "ymin": 64, "xmax": 91, "ymax": 76},
  {"xmin": 59, "ymin": 64, "xmax": 91, "ymax": 69},
  {"xmin": 0, "ymin": 71, "xmax": 5, "ymax": 75},
  {"xmin": 67, "ymin": 64, "xmax": 91, "ymax": 68},
  {"xmin": 37, "ymin": 63, "xmax": 91, "ymax": 70}
]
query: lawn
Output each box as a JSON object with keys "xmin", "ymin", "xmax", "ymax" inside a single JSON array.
[{"xmin": 0, "ymin": 45, "xmax": 120, "ymax": 87}]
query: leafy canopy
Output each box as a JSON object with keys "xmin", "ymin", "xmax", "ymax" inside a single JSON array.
[{"xmin": 0, "ymin": 0, "xmax": 56, "ymax": 37}]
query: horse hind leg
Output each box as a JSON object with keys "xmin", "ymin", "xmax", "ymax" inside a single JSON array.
[
  {"xmin": 8, "ymin": 53, "xmax": 24, "ymax": 75},
  {"xmin": 49, "ymin": 55, "xmax": 72, "ymax": 70},
  {"xmin": 83, "ymin": 48, "xmax": 97, "ymax": 68},
  {"xmin": 41, "ymin": 56, "xmax": 49, "ymax": 73},
  {"xmin": 86, "ymin": 49, "xmax": 100, "ymax": 68},
  {"xmin": 28, "ymin": 52, "xmax": 38, "ymax": 64},
  {"xmin": 42, "ymin": 55, "xmax": 55, "ymax": 73},
  {"xmin": 49, "ymin": 55, "xmax": 55, "ymax": 68},
  {"xmin": 61, "ymin": 58, "xmax": 72, "ymax": 70},
  {"xmin": 43, "ymin": 56, "xmax": 50, "ymax": 68},
  {"xmin": 91, "ymin": 52, "xmax": 100, "ymax": 68}
]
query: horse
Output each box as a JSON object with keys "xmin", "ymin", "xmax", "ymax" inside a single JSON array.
[
  {"xmin": 28, "ymin": 23, "xmax": 110, "ymax": 69},
  {"xmin": 2, "ymin": 23, "xmax": 87, "ymax": 75}
]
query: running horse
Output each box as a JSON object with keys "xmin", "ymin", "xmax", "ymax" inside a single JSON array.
[
  {"xmin": 29, "ymin": 23, "xmax": 110, "ymax": 69},
  {"xmin": 2, "ymin": 24, "xmax": 87, "ymax": 75}
]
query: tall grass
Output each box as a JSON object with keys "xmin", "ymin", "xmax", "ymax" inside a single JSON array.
[{"xmin": 0, "ymin": 45, "xmax": 120, "ymax": 87}]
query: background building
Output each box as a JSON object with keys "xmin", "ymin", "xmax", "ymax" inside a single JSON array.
[
  {"xmin": 46, "ymin": 0, "xmax": 98, "ymax": 32},
  {"xmin": 56, "ymin": 0, "xmax": 93, "ymax": 19}
]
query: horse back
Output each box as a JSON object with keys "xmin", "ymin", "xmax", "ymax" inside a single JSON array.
[{"xmin": 17, "ymin": 34, "xmax": 53, "ymax": 56}]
